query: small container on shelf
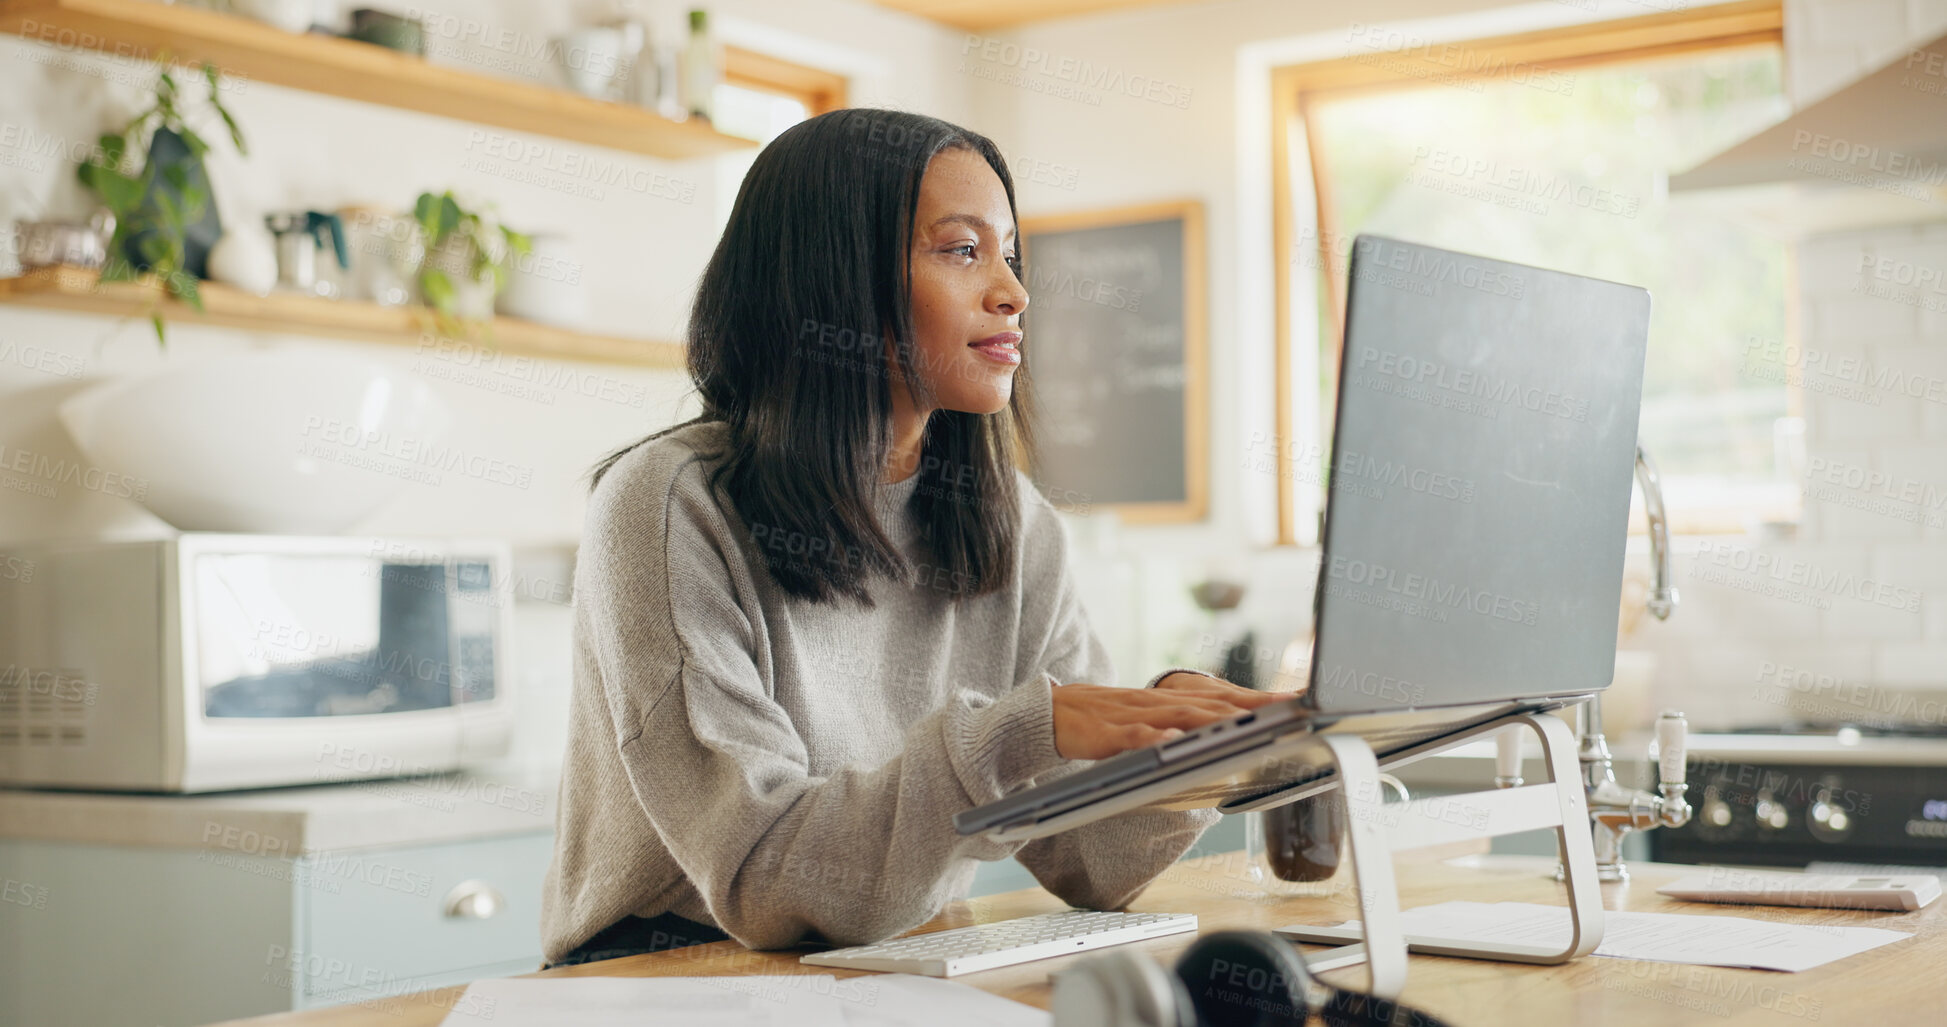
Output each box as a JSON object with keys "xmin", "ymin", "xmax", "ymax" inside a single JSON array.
[{"xmin": 680, "ymin": 8, "xmax": 721, "ymax": 123}]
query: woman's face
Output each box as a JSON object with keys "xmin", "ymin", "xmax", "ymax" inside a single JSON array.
[{"xmin": 901, "ymin": 147, "xmax": 1029, "ymax": 416}]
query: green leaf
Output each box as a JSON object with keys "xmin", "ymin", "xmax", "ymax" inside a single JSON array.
[
  {"xmin": 151, "ymin": 312, "xmax": 167, "ymax": 347},
  {"xmin": 78, "ymin": 163, "xmax": 145, "ymax": 213},
  {"xmin": 96, "ymin": 132, "xmax": 126, "ymax": 168},
  {"xmin": 421, "ymin": 268, "xmax": 455, "ymax": 314},
  {"xmin": 212, "ymin": 99, "xmax": 247, "ymax": 156},
  {"xmin": 415, "ymin": 192, "xmax": 459, "ymax": 245},
  {"xmin": 179, "ymin": 192, "xmax": 207, "ymax": 226},
  {"xmin": 176, "ymin": 126, "xmax": 210, "ymax": 159},
  {"xmin": 169, "ymin": 273, "xmax": 204, "ymax": 312},
  {"xmin": 440, "ymin": 195, "xmax": 462, "ymax": 239},
  {"xmin": 502, "ymin": 226, "xmax": 532, "ymax": 255}
]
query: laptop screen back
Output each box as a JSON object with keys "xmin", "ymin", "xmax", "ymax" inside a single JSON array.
[{"xmin": 1307, "ymin": 236, "xmax": 1651, "ymax": 714}]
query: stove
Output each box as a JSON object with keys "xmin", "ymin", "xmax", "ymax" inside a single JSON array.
[{"xmin": 1650, "ymin": 726, "xmax": 1947, "ymax": 868}]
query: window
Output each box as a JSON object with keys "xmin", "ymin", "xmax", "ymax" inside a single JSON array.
[
  {"xmin": 714, "ymin": 46, "xmax": 848, "ymax": 143},
  {"xmin": 1272, "ymin": 0, "xmax": 1792, "ymax": 542}
]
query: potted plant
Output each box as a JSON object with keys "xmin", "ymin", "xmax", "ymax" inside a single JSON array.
[
  {"xmin": 412, "ymin": 190, "xmax": 530, "ymax": 332},
  {"xmin": 76, "ymin": 62, "xmax": 248, "ymax": 345}
]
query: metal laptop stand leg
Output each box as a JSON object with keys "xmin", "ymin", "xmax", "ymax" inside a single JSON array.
[{"xmin": 1275, "ymin": 712, "xmax": 1604, "ymax": 999}]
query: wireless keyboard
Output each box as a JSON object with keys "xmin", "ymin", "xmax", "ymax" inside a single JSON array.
[{"xmin": 799, "ymin": 910, "xmax": 1198, "ymax": 977}]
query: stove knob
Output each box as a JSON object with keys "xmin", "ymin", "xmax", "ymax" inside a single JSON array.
[
  {"xmin": 1808, "ymin": 783, "xmax": 1853, "ymax": 842},
  {"xmin": 1754, "ymin": 790, "xmax": 1790, "ymax": 831},
  {"xmin": 1704, "ymin": 793, "xmax": 1734, "ymax": 828},
  {"xmin": 1692, "ymin": 784, "xmax": 1738, "ymax": 840}
]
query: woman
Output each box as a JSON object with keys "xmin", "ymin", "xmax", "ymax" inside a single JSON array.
[{"xmin": 539, "ymin": 108, "xmax": 1290, "ymax": 967}]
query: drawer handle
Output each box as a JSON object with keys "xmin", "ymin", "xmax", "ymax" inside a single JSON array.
[{"xmin": 443, "ymin": 880, "xmax": 505, "ymax": 920}]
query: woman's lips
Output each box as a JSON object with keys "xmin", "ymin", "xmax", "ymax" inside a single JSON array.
[{"xmin": 969, "ymin": 331, "xmax": 1022, "ymax": 366}]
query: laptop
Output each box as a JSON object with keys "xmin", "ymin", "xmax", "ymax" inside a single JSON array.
[{"xmin": 958, "ymin": 235, "xmax": 1651, "ymax": 842}]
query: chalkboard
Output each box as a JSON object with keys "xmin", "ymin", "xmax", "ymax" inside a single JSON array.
[{"xmin": 1021, "ymin": 200, "xmax": 1206, "ymax": 523}]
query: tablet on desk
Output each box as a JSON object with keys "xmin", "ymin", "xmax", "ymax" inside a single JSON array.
[{"xmin": 962, "ymin": 237, "xmax": 1651, "ymax": 844}]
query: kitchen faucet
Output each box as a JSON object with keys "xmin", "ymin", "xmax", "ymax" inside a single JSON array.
[{"xmin": 1500, "ymin": 445, "xmax": 1690, "ymax": 882}]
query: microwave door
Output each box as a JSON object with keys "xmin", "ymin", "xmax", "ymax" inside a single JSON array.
[{"xmin": 197, "ymin": 554, "xmax": 464, "ymax": 719}]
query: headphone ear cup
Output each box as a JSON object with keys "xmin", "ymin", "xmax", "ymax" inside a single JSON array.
[
  {"xmin": 1172, "ymin": 931, "xmax": 1315, "ymax": 1027},
  {"xmin": 1052, "ymin": 948, "xmax": 1198, "ymax": 1027}
]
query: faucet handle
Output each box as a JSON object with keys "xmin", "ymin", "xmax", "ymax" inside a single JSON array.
[{"xmin": 1656, "ymin": 710, "xmax": 1687, "ymax": 788}]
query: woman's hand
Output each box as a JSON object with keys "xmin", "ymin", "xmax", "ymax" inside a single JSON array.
[{"xmin": 1050, "ymin": 673, "xmax": 1303, "ymax": 761}]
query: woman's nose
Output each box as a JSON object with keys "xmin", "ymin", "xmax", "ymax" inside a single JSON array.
[{"xmin": 991, "ymin": 266, "xmax": 1029, "ymax": 316}]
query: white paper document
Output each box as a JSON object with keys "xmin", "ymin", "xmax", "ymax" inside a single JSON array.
[
  {"xmin": 1310, "ymin": 900, "xmax": 1911, "ymax": 973},
  {"xmin": 434, "ymin": 976, "xmax": 853, "ymax": 1027},
  {"xmin": 845, "ymin": 974, "xmax": 1052, "ymax": 1027},
  {"xmin": 435, "ymin": 973, "xmax": 1050, "ymax": 1027}
]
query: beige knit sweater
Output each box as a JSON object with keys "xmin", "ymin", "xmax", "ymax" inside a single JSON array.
[{"xmin": 539, "ymin": 421, "xmax": 1216, "ymax": 962}]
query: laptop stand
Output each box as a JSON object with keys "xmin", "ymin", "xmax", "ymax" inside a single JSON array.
[{"xmin": 1252, "ymin": 710, "xmax": 1603, "ymax": 1001}]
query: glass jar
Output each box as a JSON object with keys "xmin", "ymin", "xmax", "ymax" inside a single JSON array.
[{"xmin": 1245, "ymin": 773, "xmax": 1409, "ymax": 897}]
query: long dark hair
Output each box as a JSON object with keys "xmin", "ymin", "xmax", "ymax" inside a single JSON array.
[{"xmin": 591, "ymin": 109, "xmax": 1035, "ymax": 606}]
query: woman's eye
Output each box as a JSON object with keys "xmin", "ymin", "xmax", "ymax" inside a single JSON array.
[{"xmin": 946, "ymin": 243, "xmax": 977, "ymax": 259}]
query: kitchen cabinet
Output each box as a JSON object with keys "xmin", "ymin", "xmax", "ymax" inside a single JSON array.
[{"xmin": 0, "ymin": 773, "xmax": 558, "ymax": 1027}]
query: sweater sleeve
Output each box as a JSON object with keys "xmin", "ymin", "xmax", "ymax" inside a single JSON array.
[
  {"xmin": 1008, "ymin": 482, "xmax": 1221, "ymax": 910},
  {"xmin": 584, "ymin": 462, "xmax": 1068, "ymax": 950}
]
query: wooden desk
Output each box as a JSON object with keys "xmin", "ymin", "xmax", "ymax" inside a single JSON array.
[{"xmin": 208, "ymin": 853, "xmax": 1944, "ymax": 1026}]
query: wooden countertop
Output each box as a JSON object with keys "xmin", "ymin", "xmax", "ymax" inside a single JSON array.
[{"xmin": 206, "ymin": 852, "xmax": 1943, "ymax": 1026}]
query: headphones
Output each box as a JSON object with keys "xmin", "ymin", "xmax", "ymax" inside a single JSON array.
[{"xmin": 1052, "ymin": 930, "xmax": 1456, "ymax": 1027}]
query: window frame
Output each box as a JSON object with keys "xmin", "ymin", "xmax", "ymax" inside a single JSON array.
[
  {"xmin": 723, "ymin": 45, "xmax": 850, "ymax": 116},
  {"xmin": 1269, "ymin": 0, "xmax": 1788, "ymax": 545}
]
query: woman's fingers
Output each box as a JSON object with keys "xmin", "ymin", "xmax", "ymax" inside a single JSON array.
[
  {"xmin": 1155, "ymin": 673, "xmax": 1297, "ymax": 706},
  {"xmin": 1124, "ymin": 701, "xmax": 1253, "ymax": 731},
  {"xmin": 1116, "ymin": 692, "xmax": 1252, "ymax": 721},
  {"xmin": 1121, "ymin": 723, "xmax": 1183, "ymax": 749},
  {"xmin": 1051, "ymin": 680, "xmax": 1308, "ymax": 760}
]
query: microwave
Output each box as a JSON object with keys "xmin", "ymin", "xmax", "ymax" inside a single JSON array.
[{"xmin": 0, "ymin": 534, "xmax": 514, "ymax": 792}]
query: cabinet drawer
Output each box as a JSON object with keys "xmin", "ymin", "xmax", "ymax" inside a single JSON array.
[{"xmin": 297, "ymin": 831, "xmax": 552, "ymax": 1000}]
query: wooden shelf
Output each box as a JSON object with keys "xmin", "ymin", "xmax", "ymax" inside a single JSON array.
[
  {"xmin": 0, "ymin": 0, "xmax": 757, "ymax": 160},
  {"xmin": 0, "ymin": 265, "xmax": 687, "ymax": 369}
]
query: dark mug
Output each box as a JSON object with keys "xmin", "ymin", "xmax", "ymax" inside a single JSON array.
[
  {"xmin": 1248, "ymin": 773, "xmax": 1408, "ymax": 894},
  {"xmin": 1261, "ymin": 793, "xmax": 1347, "ymax": 882}
]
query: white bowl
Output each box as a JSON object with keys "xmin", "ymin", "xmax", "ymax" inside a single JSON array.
[{"xmin": 59, "ymin": 351, "xmax": 452, "ymax": 533}]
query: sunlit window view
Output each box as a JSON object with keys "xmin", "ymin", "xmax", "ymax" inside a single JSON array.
[
  {"xmin": 713, "ymin": 83, "xmax": 810, "ymax": 144},
  {"xmin": 1307, "ymin": 46, "xmax": 1794, "ymax": 525}
]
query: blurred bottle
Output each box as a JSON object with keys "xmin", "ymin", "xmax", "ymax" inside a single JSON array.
[
  {"xmin": 680, "ymin": 8, "xmax": 720, "ymax": 123},
  {"xmin": 609, "ymin": 1, "xmax": 656, "ymax": 110}
]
